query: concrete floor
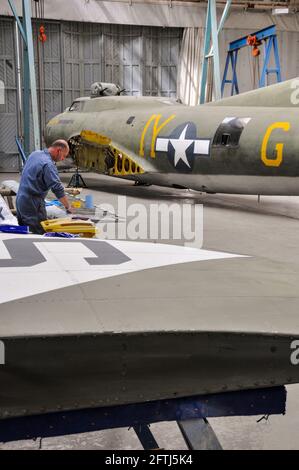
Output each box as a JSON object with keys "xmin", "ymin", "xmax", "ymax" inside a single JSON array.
[{"xmin": 1, "ymin": 172, "xmax": 299, "ymax": 449}]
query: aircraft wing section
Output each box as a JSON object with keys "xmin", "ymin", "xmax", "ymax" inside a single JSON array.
[
  {"xmin": 1, "ymin": 233, "xmax": 299, "ymax": 419},
  {"xmin": 0, "ymin": 234, "xmax": 242, "ymax": 305}
]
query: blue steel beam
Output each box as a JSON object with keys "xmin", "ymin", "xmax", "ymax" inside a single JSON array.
[
  {"xmin": 0, "ymin": 387, "xmax": 286, "ymax": 443},
  {"xmin": 228, "ymin": 25, "xmax": 277, "ymax": 52}
]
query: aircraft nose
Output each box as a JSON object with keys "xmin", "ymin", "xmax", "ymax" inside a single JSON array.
[
  {"xmin": 44, "ymin": 123, "xmax": 53, "ymax": 147},
  {"xmin": 45, "ymin": 115, "xmax": 64, "ymax": 146}
]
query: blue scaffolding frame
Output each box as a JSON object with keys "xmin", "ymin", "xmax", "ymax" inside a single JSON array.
[{"xmin": 221, "ymin": 25, "xmax": 282, "ymax": 97}]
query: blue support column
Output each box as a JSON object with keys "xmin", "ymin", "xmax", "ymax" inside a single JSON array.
[
  {"xmin": 215, "ymin": 0, "xmax": 232, "ymax": 41},
  {"xmin": 199, "ymin": 1, "xmax": 212, "ymax": 104},
  {"xmin": 221, "ymin": 53, "xmax": 230, "ymax": 96},
  {"xmin": 210, "ymin": 0, "xmax": 221, "ymax": 101},
  {"xmin": 200, "ymin": 0, "xmax": 232, "ymax": 104},
  {"xmin": 22, "ymin": 0, "xmax": 40, "ymax": 151},
  {"xmin": 22, "ymin": 2, "xmax": 30, "ymax": 156},
  {"xmin": 231, "ymin": 51, "xmax": 239, "ymax": 94},
  {"xmin": 7, "ymin": 0, "xmax": 27, "ymax": 43},
  {"xmin": 273, "ymin": 36, "xmax": 282, "ymax": 82},
  {"xmin": 133, "ymin": 425, "xmax": 159, "ymax": 450},
  {"xmin": 8, "ymin": 0, "xmax": 40, "ymax": 157},
  {"xmin": 221, "ymin": 50, "xmax": 239, "ymax": 96},
  {"xmin": 259, "ymin": 35, "xmax": 282, "ymax": 87}
]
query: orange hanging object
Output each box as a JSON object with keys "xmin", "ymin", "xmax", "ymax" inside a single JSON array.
[
  {"xmin": 252, "ymin": 46, "xmax": 260, "ymax": 57},
  {"xmin": 247, "ymin": 35, "xmax": 261, "ymax": 57},
  {"xmin": 247, "ymin": 35, "xmax": 257, "ymax": 46},
  {"xmin": 39, "ymin": 25, "xmax": 47, "ymax": 43}
]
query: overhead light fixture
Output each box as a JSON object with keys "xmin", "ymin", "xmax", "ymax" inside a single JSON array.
[{"xmin": 272, "ymin": 7, "xmax": 289, "ymax": 15}]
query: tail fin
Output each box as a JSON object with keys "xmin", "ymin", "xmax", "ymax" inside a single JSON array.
[{"xmin": 208, "ymin": 78, "xmax": 299, "ymax": 108}]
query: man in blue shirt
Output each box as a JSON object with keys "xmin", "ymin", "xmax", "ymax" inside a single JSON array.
[{"xmin": 16, "ymin": 140, "xmax": 72, "ymax": 234}]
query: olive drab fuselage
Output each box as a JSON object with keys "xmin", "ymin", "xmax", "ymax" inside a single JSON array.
[{"xmin": 45, "ymin": 79, "xmax": 299, "ymax": 195}]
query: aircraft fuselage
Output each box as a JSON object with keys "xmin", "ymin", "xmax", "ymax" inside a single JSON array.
[{"xmin": 45, "ymin": 95, "xmax": 299, "ymax": 195}]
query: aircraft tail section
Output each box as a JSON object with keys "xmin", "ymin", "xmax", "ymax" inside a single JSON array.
[{"xmin": 207, "ymin": 78, "xmax": 299, "ymax": 108}]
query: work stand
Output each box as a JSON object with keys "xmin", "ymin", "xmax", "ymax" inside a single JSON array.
[
  {"xmin": 0, "ymin": 387, "xmax": 286, "ymax": 450},
  {"xmin": 67, "ymin": 168, "xmax": 87, "ymax": 188}
]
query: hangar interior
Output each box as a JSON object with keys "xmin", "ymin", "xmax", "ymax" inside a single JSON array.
[
  {"xmin": 2, "ymin": 0, "xmax": 299, "ymax": 453},
  {"xmin": 0, "ymin": 0, "xmax": 299, "ymax": 169}
]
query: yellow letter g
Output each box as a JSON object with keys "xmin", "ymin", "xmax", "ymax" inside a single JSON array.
[{"xmin": 261, "ymin": 122, "xmax": 290, "ymax": 167}]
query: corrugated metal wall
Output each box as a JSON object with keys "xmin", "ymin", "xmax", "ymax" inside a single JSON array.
[
  {"xmin": 144, "ymin": 27, "xmax": 179, "ymax": 98},
  {"xmin": 0, "ymin": 17, "xmax": 18, "ymax": 170},
  {"xmin": 0, "ymin": 18, "xmax": 182, "ymax": 171}
]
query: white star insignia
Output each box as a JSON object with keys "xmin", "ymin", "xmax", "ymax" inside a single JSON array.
[
  {"xmin": 155, "ymin": 124, "xmax": 210, "ymax": 168},
  {"xmin": 169, "ymin": 125, "xmax": 194, "ymax": 168}
]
